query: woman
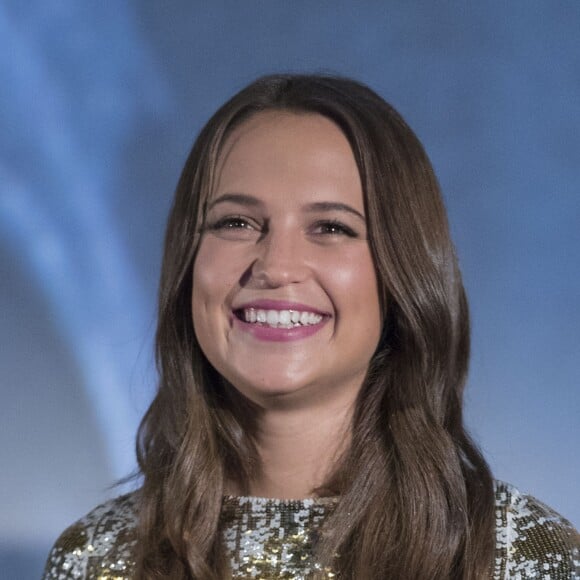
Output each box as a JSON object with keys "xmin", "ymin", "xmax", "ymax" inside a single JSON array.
[{"xmin": 43, "ymin": 74, "xmax": 579, "ymax": 579}]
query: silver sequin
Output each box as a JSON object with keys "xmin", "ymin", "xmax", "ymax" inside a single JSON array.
[{"xmin": 42, "ymin": 481, "xmax": 580, "ymax": 579}]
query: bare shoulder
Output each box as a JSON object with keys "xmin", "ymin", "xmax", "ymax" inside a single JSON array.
[
  {"xmin": 493, "ymin": 480, "xmax": 580, "ymax": 579},
  {"xmin": 42, "ymin": 492, "xmax": 139, "ymax": 579}
]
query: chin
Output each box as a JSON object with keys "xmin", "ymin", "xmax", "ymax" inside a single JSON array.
[{"xmin": 232, "ymin": 375, "xmax": 316, "ymax": 405}]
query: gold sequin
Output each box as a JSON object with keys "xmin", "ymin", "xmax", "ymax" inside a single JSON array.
[
  {"xmin": 220, "ymin": 495, "xmax": 337, "ymax": 578},
  {"xmin": 43, "ymin": 481, "xmax": 580, "ymax": 579}
]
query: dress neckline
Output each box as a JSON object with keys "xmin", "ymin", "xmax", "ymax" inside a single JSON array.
[{"xmin": 222, "ymin": 494, "xmax": 339, "ymax": 506}]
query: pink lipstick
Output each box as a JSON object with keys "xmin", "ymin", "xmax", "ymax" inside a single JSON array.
[{"xmin": 231, "ymin": 300, "xmax": 330, "ymax": 342}]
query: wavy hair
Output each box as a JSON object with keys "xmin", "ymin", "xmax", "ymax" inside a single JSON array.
[{"xmin": 135, "ymin": 74, "xmax": 495, "ymax": 578}]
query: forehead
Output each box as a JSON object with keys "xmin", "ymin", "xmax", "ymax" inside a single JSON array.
[{"xmin": 212, "ymin": 111, "xmax": 364, "ymax": 209}]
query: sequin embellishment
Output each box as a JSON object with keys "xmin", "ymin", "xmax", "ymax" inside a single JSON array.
[
  {"xmin": 43, "ymin": 481, "xmax": 580, "ymax": 579},
  {"xmin": 220, "ymin": 495, "xmax": 337, "ymax": 578}
]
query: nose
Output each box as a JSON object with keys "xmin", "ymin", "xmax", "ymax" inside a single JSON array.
[{"xmin": 248, "ymin": 229, "xmax": 310, "ymax": 288}]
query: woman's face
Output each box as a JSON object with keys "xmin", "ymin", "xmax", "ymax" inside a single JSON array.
[{"xmin": 192, "ymin": 111, "xmax": 382, "ymax": 408}]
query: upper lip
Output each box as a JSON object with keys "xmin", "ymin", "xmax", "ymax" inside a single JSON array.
[{"xmin": 233, "ymin": 299, "xmax": 331, "ymax": 316}]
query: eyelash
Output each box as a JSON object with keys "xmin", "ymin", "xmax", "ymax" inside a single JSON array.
[
  {"xmin": 206, "ymin": 216, "xmax": 358, "ymax": 238},
  {"xmin": 311, "ymin": 220, "xmax": 357, "ymax": 237},
  {"xmin": 207, "ymin": 216, "xmax": 254, "ymax": 231}
]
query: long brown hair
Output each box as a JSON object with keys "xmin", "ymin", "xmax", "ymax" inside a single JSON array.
[{"xmin": 135, "ymin": 74, "xmax": 495, "ymax": 578}]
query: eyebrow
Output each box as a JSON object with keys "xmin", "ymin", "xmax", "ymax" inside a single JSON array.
[
  {"xmin": 304, "ymin": 201, "xmax": 365, "ymax": 223},
  {"xmin": 207, "ymin": 193, "xmax": 263, "ymax": 211},
  {"xmin": 207, "ymin": 193, "xmax": 366, "ymax": 222}
]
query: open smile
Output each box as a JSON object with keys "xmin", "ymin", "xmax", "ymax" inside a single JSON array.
[
  {"xmin": 234, "ymin": 307, "xmax": 324, "ymax": 328},
  {"xmin": 231, "ymin": 301, "xmax": 330, "ymax": 342}
]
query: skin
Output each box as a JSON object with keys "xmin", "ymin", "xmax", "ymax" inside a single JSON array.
[{"xmin": 192, "ymin": 111, "xmax": 382, "ymax": 497}]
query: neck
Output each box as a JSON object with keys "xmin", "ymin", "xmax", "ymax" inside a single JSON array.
[{"xmin": 245, "ymin": 398, "xmax": 353, "ymax": 499}]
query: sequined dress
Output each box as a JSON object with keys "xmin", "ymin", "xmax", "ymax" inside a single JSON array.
[{"xmin": 43, "ymin": 481, "xmax": 580, "ymax": 579}]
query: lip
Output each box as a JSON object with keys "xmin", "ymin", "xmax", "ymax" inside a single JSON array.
[{"xmin": 232, "ymin": 314, "xmax": 329, "ymax": 342}]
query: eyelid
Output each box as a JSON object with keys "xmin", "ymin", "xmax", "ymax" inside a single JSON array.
[
  {"xmin": 206, "ymin": 214, "xmax": 260, "ymax": 231},
  {"xmin": 310, "ymin": 219, "xmax": 358, "ymax": 237}
]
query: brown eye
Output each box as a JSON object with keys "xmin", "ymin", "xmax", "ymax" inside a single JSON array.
[
  {"xmin": 204, "ymin": 215, "xmax": 263, "ymax": 241},
  {"xmin": 312, "ymin": 220, "xmax": 357, "ymax": 237},
  {"xmin": 206, "ymin": 215, "xmax": 260, "ymax": 232},
  {"xmin": 208, "ymin": 216, "xmax": 256, "ymax": 231}
]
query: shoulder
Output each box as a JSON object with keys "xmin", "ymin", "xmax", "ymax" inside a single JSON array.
[
  {"xmin": 42, "ymin": 491, "xmax": 139, "ymax": 580},
  {"xmin": 493, "ymin": 480, "xmax": 580, "ymax": 579}
]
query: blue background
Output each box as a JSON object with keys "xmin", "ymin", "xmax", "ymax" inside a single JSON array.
[{"xmin": 1, "ymin": 2, "xmax": 578, "ymax": 577}]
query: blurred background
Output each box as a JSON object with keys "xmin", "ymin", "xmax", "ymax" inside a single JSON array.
[{"xmin": 1, "ymin": 2, "xmax": 578, "ymax": 577}]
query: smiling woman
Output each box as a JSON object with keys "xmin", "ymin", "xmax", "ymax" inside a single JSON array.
[{"xmin": 43, "ymin": 75, "xmax": 579, "ymax": 579}]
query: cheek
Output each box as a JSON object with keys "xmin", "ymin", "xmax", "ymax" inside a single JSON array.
[
  {"xmin": 324, "ymin": 251, "xmax": 382, "ymax": 338},
  {"xmin": 191, "ymin": 239, "xmax": 248, "ymax": 339},
  {"xmin": 192, "ymin": 249, "xmax": 231, "ymax": 360},
  {"xmin": 193, "ymin": 239, "xmax": 237, "ymax": 300},
  {"xmin": 191, "ymin": 241, "xmax": 225, "ymax": 327},
  {"xmin": 327, "ymin": 252, "xmax": 380, "ymax": 304}
]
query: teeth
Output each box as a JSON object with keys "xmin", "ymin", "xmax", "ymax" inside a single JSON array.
[{"xmin": 240, "ymin": 308, "xmax": 324, "ymax": 328}]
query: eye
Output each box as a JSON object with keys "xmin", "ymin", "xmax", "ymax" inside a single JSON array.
[
  {"xmin": 311, "ymin": 220, "xmax": 358, "ymax": 238},
  {"xmin": 204, "ymin": 214, "xmax": 263, "ymax": 240},
  {"xmin": 207, "ymin": 215, "xmax": 257, "ymax": 231}
]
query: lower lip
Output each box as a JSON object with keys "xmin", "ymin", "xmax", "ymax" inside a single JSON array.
[{"xmin": 232, "ymin": 315, "xmax": 329, "ymax": 342}]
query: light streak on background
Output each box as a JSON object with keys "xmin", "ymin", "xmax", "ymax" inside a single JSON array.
[{"xmin": 0, "ymin": 2, "xmax": 169, "ymax": 476}]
